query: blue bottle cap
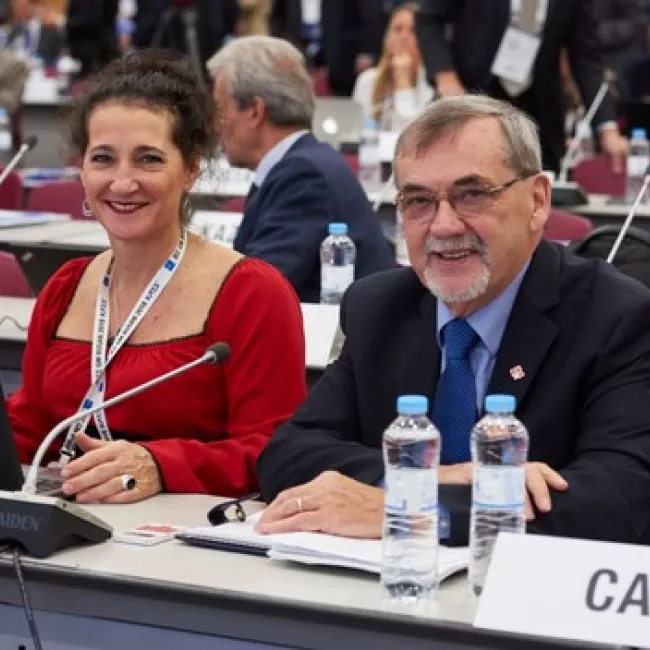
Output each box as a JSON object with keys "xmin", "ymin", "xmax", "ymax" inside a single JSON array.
[
  {"xmin": 484, "ymin": 394, "xmax": 516, "ymax": 413},
  {"xmin": 364, "ymin": 119, "xmax": 378, "ymax": 130},
  {"xmin": 631, "ymin": 128, "xmax": 647, "ymax": 140},
  {"xmin": 328, "ymin": 222, "xmax": 348, "ymax": 235},
  {"xmin": 396, "ymin": 394, "xmax": 429, "ymax": 415}
]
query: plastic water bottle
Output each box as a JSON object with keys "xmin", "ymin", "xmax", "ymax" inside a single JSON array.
[
  {"xmin": 320, "ymin": 223, "xmax": 356, "ymax": 304},
  {"xmin": 626, "ymin": 128, "xmax": 650, "ymax": 205},
  {"xmin": 469, "ymin": 394, "xmax": 529, "ymax": 597},
  {"xmin": 0, "ymin": 108, "xmax": 12, "ymax": 166},
  {"xmin": 382, "ymin": 395, "xmax": 440, "ymax": 604},
  {"xmin": 358, "ymin": 119, "xmax": 382, "ymax": 189}
]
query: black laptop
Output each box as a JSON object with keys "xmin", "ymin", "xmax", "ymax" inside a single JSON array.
[{"xmin": 0, "ymin": 380, "xmax": 63, "ymax": 495}]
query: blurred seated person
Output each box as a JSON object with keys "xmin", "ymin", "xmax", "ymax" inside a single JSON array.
[
  {"xmin": 353, "ymin": 3, "xmax": 433, "ymax": 132},
  {"xmin": 66, "ymin": 0, "xmax": 119, "ymax": 80},
  {"xmin": 256, "ymin": 96, "xmax": 650, "ymax": 546},
  {"xmin": 6, "ymin": 51, "xmax": 306, "ymax": 504},
  {"xmin": 208, "ymin": 36, "xmax": 395, "ymax": 303},
  {"xmin": 0, "ymin": 47, "xmax": 27, "ymax": 115},
  {"xmin": 4, "ymin": 0, "xmax": 63, "ymax": 66}
]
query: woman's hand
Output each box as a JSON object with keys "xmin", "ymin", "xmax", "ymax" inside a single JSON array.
[
  {"xmin": 391, "ymin": 52, "xmax": 414, "ymax": 88},
  {"xmin": 60, "ymin": 433, "xmax": 162, "ymax": 504}
]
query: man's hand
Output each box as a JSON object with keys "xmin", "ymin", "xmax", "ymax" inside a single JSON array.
[
  {"xmin": 435, "ymin": 70, "xmax": 466, "ymax": 97},
  {"xmin": 256, "ymin": 471, "xmax": 383, "ymax": 538},
  {"xmin": 599, "ymin": 127, "xmax": 628, "ymax": 174},
  {"xmin": 59, "ymin": 433, "xmax": 162, "ymax": 504},
  {"xmin": 439, "ymin": 462, "xmax": 568, "ymax": 521}
]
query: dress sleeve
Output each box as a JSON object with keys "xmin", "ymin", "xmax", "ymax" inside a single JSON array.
[
  {"xmin": 142, "ymin": 259, "xmax": 307, "ymax": 497},
  {"xmin": 8, "ymin": 258, "xmax": 90, "ymax": 464}
]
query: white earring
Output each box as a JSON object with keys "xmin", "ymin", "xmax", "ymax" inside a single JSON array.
[{"xmin": 82, "ymin": 199, "xmax": 93, "ymax": 219}]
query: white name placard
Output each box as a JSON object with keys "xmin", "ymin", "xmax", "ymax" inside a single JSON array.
[{"xmin": 474, "ymin": 533, "xmax": 650, "ymax": 649}]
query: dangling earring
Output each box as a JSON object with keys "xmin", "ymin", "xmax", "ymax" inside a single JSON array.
[
  {"xmin": 82, "ymin": 199, "xmax": 93, "ymax": 219},
  {"xmin": 181, "ymin": 194, "xmax": 193, "ymax": 225}
]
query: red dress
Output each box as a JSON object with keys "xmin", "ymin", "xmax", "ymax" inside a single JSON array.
[{"xmin": 7, "ymin": 257, "xmax": 307, "ymax": 497}]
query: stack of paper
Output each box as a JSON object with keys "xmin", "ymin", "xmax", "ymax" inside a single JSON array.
[
  {"xmin": 177, "ymin": 512, "xmax": 469, "ymax": 580},
  {"xmin": 0, "ymin": 210, "xmax": 68, "ymax": 228}
]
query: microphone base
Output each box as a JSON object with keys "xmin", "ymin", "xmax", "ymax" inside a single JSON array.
[
  {"xmin": 0, "ymin": 491, "xmax": 112, "ymax": 558},
  {"xmin": 552, "ymin": 181, "xmax": 589, "ymax": 208}
]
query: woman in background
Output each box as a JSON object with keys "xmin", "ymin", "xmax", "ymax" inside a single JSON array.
[
  {"xmin": 352, "ymin": 3, "xmax": 433, "ymax": 132},
  {"xmin": 7, "ymin": 51, "xmax": 306, "ymax": 503}
]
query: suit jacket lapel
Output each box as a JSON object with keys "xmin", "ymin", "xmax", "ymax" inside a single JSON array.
[
  {"xmin": 487, "ymin": 242, "xmax": 561, "ymax": 409},
  {"xmin": 397, "ymin": 289, "xmax": 441, "ymax": 409}
]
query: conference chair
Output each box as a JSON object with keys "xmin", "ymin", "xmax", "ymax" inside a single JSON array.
[
  {"xmin": 544, "ymin": 208, "xmax": 593, "ymax": 243},
  {"xmin": 311, "ymin": 67, "xmax": 331, "ymax": 97},
  {"xmin": 0, "ymin": 166, "xmax": 23, "ymax": 210},
  {"xmin": 572, "ymin": 155, "xmax": 625, "ymax": 197},
  {"xmin": 0, "ymin": 251, "xmax": 31, "ymax": 297},
  {"xmin": 26, "ymin": 179, "xmax": 86, "ymax": 220}
]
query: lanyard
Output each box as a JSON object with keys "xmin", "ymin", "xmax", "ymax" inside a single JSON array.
[{"xmin": 58, "ymin": 229, "xmax": 188, "ymax": 464}]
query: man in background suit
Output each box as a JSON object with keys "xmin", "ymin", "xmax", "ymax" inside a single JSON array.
[
  {"xmin": 208, "ymin": 36, "xmax": 395, "ymax": 303},
  {"xmin": 256, "ymin": 95, "xmax": 650, "ymax": 545},
  {"xmin": 415, "ymin": 0, "xmax": 628, "ymax": 173},
  {"xmin": 5, "ymin": 0, "xmax": 63, "ymax": 66}
]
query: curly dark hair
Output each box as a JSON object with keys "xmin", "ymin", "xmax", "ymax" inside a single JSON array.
[{"xmin": 68, "ymin": 50, "xmax": 218, "ymax": 166}]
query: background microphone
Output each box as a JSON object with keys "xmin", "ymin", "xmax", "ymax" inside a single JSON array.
[
  {"xmin": 606, "ymin": 173, "xmax": 650, "ymax": 264},
  {"xmin": 0, "ymin": 135, "xmax": 38, "ymax": 187},
  {"xmin": 22, "ymin": 341, "xmax": 231, "ymax": 494}
]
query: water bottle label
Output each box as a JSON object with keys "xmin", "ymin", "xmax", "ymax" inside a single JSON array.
[
  {"xmin": 385, "ymin": 469, "xmax": 438, "ymax": 514},
  {"xmin": 321, "ymin": 265, "xmax": 354, "ymax": 293},
  {"xmin": 627, "ymin": 155, "xmax": 648, "ymax": 177},
  {"xmin": 473, "ymin": 466, "xmax": 525, "ymax": 508}
]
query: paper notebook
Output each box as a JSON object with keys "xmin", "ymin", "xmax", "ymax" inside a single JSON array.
[{"xmin": 176, "ymin": 512, "xmax": 469, "ymax": 580}]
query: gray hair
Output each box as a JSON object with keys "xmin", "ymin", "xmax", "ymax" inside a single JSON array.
[
  {"xmin": 395, "ymin": 95, "xmax": 542, "ymax": 177},
  {"xmin": 207, "ymin": 36, "xmax": 314, "ymax": 129}
]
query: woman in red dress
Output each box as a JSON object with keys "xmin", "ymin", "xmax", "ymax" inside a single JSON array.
[{"xmin": 7, "ymin": 51, "xmax": 306, "ymax": 502}]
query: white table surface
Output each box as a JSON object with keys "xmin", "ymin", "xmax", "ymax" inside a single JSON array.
[
  {"xmin": 0, "ymin": 297, "xmax": 338, "ymax": 370},
  {"xmin": 570, "ymin": 193, "xmax": 650, "ymax": 219},
  {"xmin": 22, "ymin": 494, "xmax": 476, "ymax": 625}
]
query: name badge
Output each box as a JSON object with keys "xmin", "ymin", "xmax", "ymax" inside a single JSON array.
[
  {"xmin": 301, "ymin": 0, "xmax": 321, "ymax": 25},
  {"xmin": 474, "ymin": 533, "xmax": 650, "ymax": 648},
  {"xmin": 490, "ymin": 26, "xmax": 541, "ymax": 85}
]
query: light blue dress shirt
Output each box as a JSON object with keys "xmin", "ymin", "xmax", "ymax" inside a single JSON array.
[
  {"xmin": 436, "ymin": 262, "xmax": 530, "ymax": 412},
  {"xmin": 253, "ymin": 129, "xmax": 310, "ymax": 189}
]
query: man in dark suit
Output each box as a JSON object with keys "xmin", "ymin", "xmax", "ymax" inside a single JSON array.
[
  {"xmin": 5, "ymin": 0, "xmax": 63, "ymax": 66},
  {"xmin": 208, "ymin": 35, "xmax": 395, "ymax": 303},
  {"xmin": 415, "ymin": 0, "xmax": 628, "ymax": 173},
  {"xmin": 256, "ymin": 95, "xmax": 650, "ymax": 545}
]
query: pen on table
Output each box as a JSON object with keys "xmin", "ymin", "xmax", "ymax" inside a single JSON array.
[{"xmin": 207, "ymin": 492, "xmax": 262, "ymax": 526}]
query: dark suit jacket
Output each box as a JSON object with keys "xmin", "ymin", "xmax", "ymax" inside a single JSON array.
[
  {"xmin": 594, "ymin": 0, "xmax": 647, "ymax": 72},
  {"xmin": 258, "ymin": 241, "xmax": 650, "ymax": 545},
  {"xmin": 233, "ymin": 133, "xmax": 395, "ymax": 303},
  {"xmin": 416, "ymin": 0, "xmax": 617, "ymax": 171}
]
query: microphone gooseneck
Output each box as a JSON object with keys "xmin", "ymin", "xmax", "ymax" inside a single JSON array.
[
  {"xmin": 22, "ymin": 341, "xmax": 231, "ymax": 494},
  {"xmin": 0, "ymin": 135, "xmax": 39, "ymax": 187}
]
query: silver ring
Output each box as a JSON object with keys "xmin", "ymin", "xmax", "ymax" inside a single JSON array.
[
  {"xmin": 296, "ymin": 496, "xmax": 302, "ymax": 512},
  {"xmin": 121, "ymin": 474, "xmax": 136, "ymax": 491}
]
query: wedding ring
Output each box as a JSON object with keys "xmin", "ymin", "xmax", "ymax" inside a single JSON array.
[
  {"xmin": 296, "ymin": 496, "xmax": 303, "ymax": 512},
  {"xmin": 121, "ymin": 474, "xmax": 136, "ymax": 491}
]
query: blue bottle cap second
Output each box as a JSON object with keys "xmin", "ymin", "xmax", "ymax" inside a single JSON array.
[
  {"xmin": 397, "ymin": 394, "xmax": 429, "ymax": 415},
  {"xmin": 328, "ymin": 222, "xmax": 348, "ymax": 236},
  {"xmin": 484, "ymin": 394, "xmax": 516, "ymax": 413}
]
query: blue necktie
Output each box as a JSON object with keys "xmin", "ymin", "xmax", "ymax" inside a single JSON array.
[{"xmin": 433, "ymin": 319, "xmax": 479, "ymax": 464}]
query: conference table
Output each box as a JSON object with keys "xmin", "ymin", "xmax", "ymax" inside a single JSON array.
[{"xmin": 0, "ymin": 494, "xmax": 606, "ymax": 649}]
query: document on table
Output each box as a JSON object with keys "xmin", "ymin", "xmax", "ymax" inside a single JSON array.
[
  {"xmin": 0, "ymin": 210, "xmax": 68, "ymax": 228},
  {"xmin": 176, "ymin": 512, "xmax": 469, "ymax": 580}
]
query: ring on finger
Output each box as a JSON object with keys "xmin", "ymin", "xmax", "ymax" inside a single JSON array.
[{"xmin": 296, "ymin": 496, "xmax": 303, "ymax": 512}]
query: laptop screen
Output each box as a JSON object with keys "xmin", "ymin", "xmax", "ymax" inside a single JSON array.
[{"xmin": 0, "ymin": 379, "xmax": 29, "ymax": 491}]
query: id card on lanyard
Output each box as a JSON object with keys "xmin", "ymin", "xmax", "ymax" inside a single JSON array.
[
  {"xmin": 57, "ymin": 229, "xmax": 188, "ymax": 465},
  {"xmin": 491, "ymin": 0, "xmax": 548, "ymax": 86}
]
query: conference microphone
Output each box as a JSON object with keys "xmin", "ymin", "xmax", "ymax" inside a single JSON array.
[
  {"xmin": 0, "ymin": 135, "xmax": 38, "ymax": 186},
  {"xmin": 0, "ymin": 341, "xmax": 230, "ymax": 558},
  {"xmin": 23, "ymin": 341, "xmax": 231, "ymax": 494},
  {"xmin": 606, "ymin": 173, "xmax": 650, "ymax": 264},
  {"xmin": 553, "ymin": 80, "xmax": 610, "ymax": 208}
]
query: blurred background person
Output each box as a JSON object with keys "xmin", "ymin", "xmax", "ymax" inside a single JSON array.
[
  {"xmin": 66, "ymin": 0, "xmax": 119, "ymax": 80},
  {"xmin": 353, "ymin": 3, "xmax": 433, "ymax": 131},
  {"xmin": 4, "ymin": 0, "xmax": 64, "ymax": 66},
  {"xmin": 416, "ymin": 0, "xmax": 628, "ymax": 173},
  {"xmin": 237, "ymin": 0, "xmax": 270, "ymax": 36}
]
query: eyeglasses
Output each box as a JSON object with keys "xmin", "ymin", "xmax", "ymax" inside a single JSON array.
[
  {"xmin": 207, "ymin": 492, "xmax": 261, "ymax": 525},
  {"xmin": 396, "ymin": 172, "xmax": 536, "ymax": 224}
]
